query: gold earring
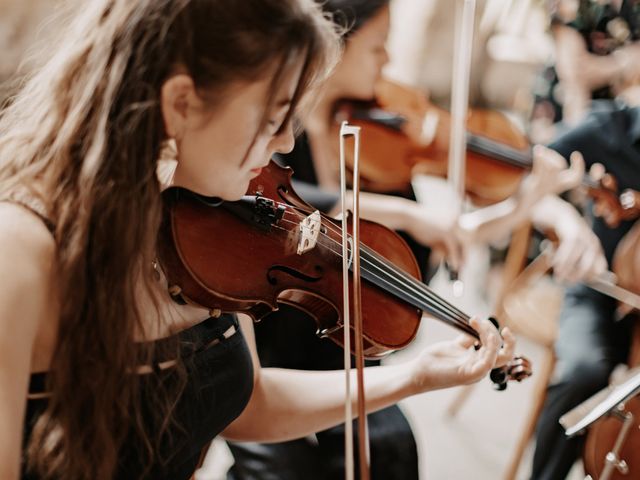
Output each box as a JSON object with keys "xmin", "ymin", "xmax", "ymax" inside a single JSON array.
[
  {"xmin": 157, "ymin": 138, "xmax": 178, "ymax": 187},
  {"xmin": 159, "ymin": 138, "xmax": 178, "ymax": 161}
]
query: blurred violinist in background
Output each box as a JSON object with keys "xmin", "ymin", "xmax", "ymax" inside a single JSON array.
[{"xmin": 531, "ymin": 0, "xmax": 640, "ymax": 143}]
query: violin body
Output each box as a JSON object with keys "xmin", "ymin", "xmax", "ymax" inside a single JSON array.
[
  {"xmin": 335, "ymin": 79, "xmax": 531, "ymax": 204},
  {"xmin": 159, "ymin": 160, "xmax": 531, "ymax": 384},
  {"xmin": 583, "ymin": 221, "xmax": 640, "ymax": 479},
  {"xmin": 159, "ymin": 160, "xmax": 422, "ymax": 358}
]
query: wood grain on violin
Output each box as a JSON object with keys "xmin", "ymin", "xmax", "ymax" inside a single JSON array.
[{"xmin": 336, "ymin": 79, "xmax": 640, "ymax": 225}]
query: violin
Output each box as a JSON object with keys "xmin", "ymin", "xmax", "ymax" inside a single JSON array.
[
  {"xmin": 333, "ymin": 78, "xmax": 531, "ymax": 204},
  {"xmin": 335, "ymin": 79, "xmax": 640, "ymax": 222},
  {"xmin": 582, "ymin": 221, "xmax": 640, "ymax": 479},
  {"xmin": 157, "ymin": 160, "xmax": 531, "ymax": 386}
]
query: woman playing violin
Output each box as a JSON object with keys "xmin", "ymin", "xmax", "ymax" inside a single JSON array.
[
  {"xmin": 0, "ymin": 1, "xmax": 516, "ymax": 479},
  {"xmin": 226, "ymin": 1, "xmax": 608, "ymax": 479}
]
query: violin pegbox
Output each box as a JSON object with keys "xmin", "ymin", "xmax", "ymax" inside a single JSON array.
[
  {"xmin": 505, "ymin": 356, "xmax": 533, "ymax": 382},
  {"xmin": 490, "ymin": 356, "xmax": 533, "ymax": 391},
  {"xmin": 297, "ymin": 210, "xmax": 321, "ymax": 255},
  {"xmin": 620, "ymin": 189, "xmax": 640, "ymax": 222}
]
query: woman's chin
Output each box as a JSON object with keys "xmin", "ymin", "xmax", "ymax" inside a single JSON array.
[{"xmin": 218, "ymin": 184, "xmax": 250, "ymax": 201}]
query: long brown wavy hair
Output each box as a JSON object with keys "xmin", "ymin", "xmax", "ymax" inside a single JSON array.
[{"xmin": 0, "ymin": 1, "xmax": 339, "ymax": 478}]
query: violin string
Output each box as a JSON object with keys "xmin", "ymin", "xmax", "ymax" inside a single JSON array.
[
  {"xmin": 277, "ymin": 208, "xmax": 474, "ymax": 327},
  {"xmin": 466, "ymin": 134, "xmax": 531, "ymax": 169},
  {"xmin": 360, "ymin": 241, "xmax": 471, "ymax": 320},
  {"xmin": 270, "ymin": 209, "xmax": 477, "ymax": 335},
  {"xmin": 270, "ymin": 217, "xmax": 464, "ymax": 326},
  {"xmin": 271, "ymin": 217, "xmax": 477, "ymax": 336},
  {"xmin": 278, "ymin": 207, "xmax": 471, "ymax": 322}
]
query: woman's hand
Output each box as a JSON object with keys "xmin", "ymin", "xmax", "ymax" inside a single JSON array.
[
  {"xmin": 521, "ymin": 145, "xmax": 585, "ymax": 202},
  {"xmin": 550, "ymin": 206, "xmax": 608, "ymax": 284},
  {"xmin": 409, "ymin": 317, "xmax": 515, "ymax": 392},
  {"xmin": 404, "ymin": 201, "xmax": 465, "ymax": 271},
  {"xmin": 226, "ymin": 315, "xmax": 517, "ymax": 442},
  {"xmin": 531, "ymin": 194, "xmax": 608, "ymax": 284},
  {"xmin": 455, "ymin": 146, "xmax": 584, "ymax": 246}
]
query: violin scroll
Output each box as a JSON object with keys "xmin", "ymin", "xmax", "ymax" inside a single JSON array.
[
  {"xmin": 490, "ymin": 356, "xmax": 533, "ymax": 391},
  {"xmin": 588, "ymin": 164, "xmax": 640, "ymax": 227},
  {"xmin": 484, "ymin": 316, "xmax": 532, "ymax": 390}
]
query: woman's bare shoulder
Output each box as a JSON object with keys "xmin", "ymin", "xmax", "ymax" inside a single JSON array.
[
  {"xmin": 0, "ymin": 202, "xmax": 58, "ymax": 379},
  {"xmin": 0, "ymin": 201, "xmax": 56, "ymax": 286}
]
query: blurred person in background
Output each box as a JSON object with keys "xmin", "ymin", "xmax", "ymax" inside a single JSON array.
[{"xmin": 530, "ymin": 0, "xmax": 640, "ymax": 143}]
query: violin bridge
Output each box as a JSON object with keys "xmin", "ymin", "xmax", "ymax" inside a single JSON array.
[{"xmin": 297, "ymin": 210, "xmax": 321, "ymax": 255}]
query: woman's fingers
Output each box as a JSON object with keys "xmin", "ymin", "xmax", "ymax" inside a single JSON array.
[
  {"xmin": 553, "ymin": 230, "xmax": 607, "ymax": 283},
  {"xmin": 530, "ymin": 146, "xmax": 584, "ymax": 196},
  {"xmin": 495, "ymin": 326, "xmax": 516, "ymax": 367},
  {"xmin": 556, "ymin": 151, "xmax": 585, "ymax": 191},
  {"xmin": 532, "ymin": 145, "xmax": 566, "ymax": 173},
  {"xmin": 443, "ymin": 235, "xmax": 464, "ymax": 273},
  {"xmin": 568, "ymin": 238, "xmax": 607, "ymax": 283},
  {"xmin": 552, "ymin": 235, "xmax": 582, "ymax": 281},
  {"xmin": 470, "ymin": 318, "xmax": 516, "ymax": 369},
  {"xmin": 470, "ymin": 317, "xmax": 500, "ymax": 364},
  {"xmin": 455, "ymin": 331, "xmax": 477, "ymax": 349}
]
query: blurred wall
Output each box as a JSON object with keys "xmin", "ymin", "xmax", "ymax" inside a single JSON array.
[
  {"xmin": 0, "ymin": 0, "xmax": 76, "ymax": 104},
  {"xmin": 385, "ymin": 0, "xmax": 553, "ymax": 118}
]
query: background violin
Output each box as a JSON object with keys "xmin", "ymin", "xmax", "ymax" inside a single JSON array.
[
  {"xmin": 158, "ymin": 161, "xmax": 531, "ymax": 385},
  {"xmin": 335, "ymin": 79, "xmax": 640, "ymax": 225},
  {"xmin": 334, "ymin": 78, "xmax": 531, "ymax": 204}
]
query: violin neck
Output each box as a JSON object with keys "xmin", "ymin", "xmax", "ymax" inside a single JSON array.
[
  {"xmin": 466, "ymin": 133, "xmax": 532, "ymax": 170},
  {"xmin": 467, "ymin": 134, "xmax": 599, "ymax": 190},
  {"xmin": 357, "ymin": 244, "xmax": 479, "ymax": 339}
]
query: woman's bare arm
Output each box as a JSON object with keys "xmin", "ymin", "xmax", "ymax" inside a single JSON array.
[
  {"xmin": 0, "ymin": 203, "xmax": 56, "ymax": 479},
  {"xmin": 222, "ymin": 313, "xmax": 512, "ymax": 442}
]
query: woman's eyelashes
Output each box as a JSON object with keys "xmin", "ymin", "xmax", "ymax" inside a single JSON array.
[
  {"xmin": 267, "ymin": 102, "xmax": 292, "ymax": 135},
  {"xmin": 267, "ymin": 117, "xmax": 285, "ymax": 134}
]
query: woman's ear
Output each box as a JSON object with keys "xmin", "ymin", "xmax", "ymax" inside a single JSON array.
[{"xmin": 160, "ymin": 74, "xmax": 197, "ymax": 141}]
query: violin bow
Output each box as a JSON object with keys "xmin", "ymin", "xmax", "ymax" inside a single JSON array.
[
  {"xmin": 339, "ymin": 121, "xmax": 370, "ymax": 480},
  {"xmin": 447, "ymin": 0, "xmax": 477, "ymax": 295},
  {"xmin": 448, "ymin": 0, "xmax": 475, "ymax": 201},
  {"xmin": 537, "ymin": 241, "xmax": 640, "ymax": 312}
]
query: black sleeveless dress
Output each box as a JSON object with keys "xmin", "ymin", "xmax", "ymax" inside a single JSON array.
[
  {"xmin": 4, "ymin": 195, "xmax": 254, "ymax": 480},
  {"xmin": 23, "ymin": 314, "xmax": 253, "ymax": 480}
]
